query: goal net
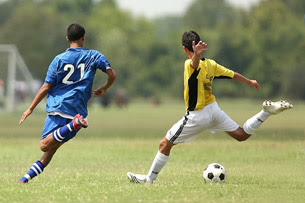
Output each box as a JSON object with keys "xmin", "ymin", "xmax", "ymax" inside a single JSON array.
[{"xmin": 0, "ymin": 45, "xmax": 39, "ymax": 112}]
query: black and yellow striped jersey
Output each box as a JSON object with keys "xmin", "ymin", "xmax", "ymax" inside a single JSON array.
[{"xmin": 184, "ymin": 58, "xmax": 234, "ymax": 111}]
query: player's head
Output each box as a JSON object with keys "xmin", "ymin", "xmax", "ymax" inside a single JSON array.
[
  {"xmin": 66, "ymin": 23, "xmax": 86, "ymax": 42},
  {"xmin": 182, "ymin": 31, "xmax": 201, "ymax": 52}
]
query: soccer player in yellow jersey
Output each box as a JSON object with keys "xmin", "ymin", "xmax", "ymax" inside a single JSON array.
[{"xmin": 127, "ymin": 30, "xmax": 292, "ymax": 184}]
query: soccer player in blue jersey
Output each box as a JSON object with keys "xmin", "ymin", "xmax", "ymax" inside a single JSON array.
[
  {"xmin": 18, "ymin": 23, "xmax": 116, "ymax": 183},
  {"xmin": 127, "ymin": 30, "xmax": 292, "ymax": 184}
]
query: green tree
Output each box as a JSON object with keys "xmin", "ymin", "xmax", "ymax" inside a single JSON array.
[
  {"xmin": 0, "ymin": 0, "xmax": 20, "ymax": 26},
  {"xmin": 245, "ymin": 0, "xmax": 305, "ymax": 98},
  {"xmin": 0, "ymin": 1, "xmax": 65, "ymax": 79},
  {"xmin": 280, "ymin": 0, "xmax": 305, "ymax": 16},
  {"xmin": 183, "ymin": 0, "xmax": 241, "ymax": 30}
]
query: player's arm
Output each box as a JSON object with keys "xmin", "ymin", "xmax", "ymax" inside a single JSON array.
[
  {"xmin": 19, "ymin": 83, "xmax": 52, "ymax": 124},
  {"xmin": 93, "ymin": 69, "xmax": 116, "ymax": 97},
  {"xmin": 232, "ymin": 72, "xmax": 259, "ymax": 91},
  {"xmin": 191, "ymin": 41, "xmax": 208, "ymax": 69}
]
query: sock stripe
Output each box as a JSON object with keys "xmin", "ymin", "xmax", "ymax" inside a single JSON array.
[
  {"xmin": 52, "ymin": 122, "xmax": 76, "ymax": 143},
  {"xmin": 52, "ymin": 131, "xmax": 61, "ymax": 142},
  {"xmin": 67, "ymin": 123, "xmax": 73, "ymax": 132},
  {"xmin": 19, "ymin": 161, "xmax": 45, "ymax": 183},
  {"xmin": 33, "ymin": 163, "xmax": 43, "ymax": 173},
  {"xmin": 53, "ymin": 130, "xmax": 64, "ymax": 142},
  {"xmin": 24, "ymin": 174, "xmax": 31, "ymax": 181},
  {"xmin": 56, "ymin": 129, "xmax": 65, "ymax": 140},
  {"xmin": 31, "ymin": 166, "xmax": 39, "ymax": 176},
  {"xmin": 53, "ymin": 135, "xmax": 61, "ymax": 142}
]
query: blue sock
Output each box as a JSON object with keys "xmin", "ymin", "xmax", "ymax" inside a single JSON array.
[
  {"xmin": 19, "ymin": 161, "xmax": 44, "ymax": 183},
  {"xmin": 52, "ymin": 122, "xmax": 74, "ymax": 142}
]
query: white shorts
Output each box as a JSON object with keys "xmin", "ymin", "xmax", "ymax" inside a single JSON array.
[{"xmin": 166, "ymin": 101, "xmax": 239, "ymax": 144}]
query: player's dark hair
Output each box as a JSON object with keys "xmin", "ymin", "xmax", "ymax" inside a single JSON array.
[
  {"xmin": 182, "ymin": 31, "xmax": 201, "ymax": 52},
  {"xmin": 67, "ymin": 23, "xmax": 86, "ymax": 41}
]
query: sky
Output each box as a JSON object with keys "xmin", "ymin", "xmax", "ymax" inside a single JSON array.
[{"xmin": 115, "ymin": 0, "xmax": 261, "ymax": 19}]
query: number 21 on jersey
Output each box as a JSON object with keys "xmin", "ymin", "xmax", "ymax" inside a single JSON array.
[{"xmin": 62, "ymin": 63, "xmax": 85, "ymax": 84}]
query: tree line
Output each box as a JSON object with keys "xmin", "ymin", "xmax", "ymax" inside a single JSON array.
[{"xmin": 0, "ymin": 0, "xmax": 304, "ymax": 101}]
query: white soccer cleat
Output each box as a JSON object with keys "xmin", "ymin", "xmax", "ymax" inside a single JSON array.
[
  {"xmin": 127, "ymin": 172, "xmax": 153, "ymax": 184},
  {"xmin": 262, "ymin": 100, "xmax": 293, "ymax": 115}
]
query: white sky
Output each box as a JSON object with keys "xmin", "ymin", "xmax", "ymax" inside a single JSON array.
[
  {"xmin": 0, "ymin": 0, "xmax": 261, "ymax": 18},
  {"xmin": 115, "ymin": 0, "xmax": 261, "ymax": 19}
]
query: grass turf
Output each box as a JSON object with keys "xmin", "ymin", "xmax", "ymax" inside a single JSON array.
[{"xmin": 0, "ymin": 99, "xmax": 304, "ymax": 202}]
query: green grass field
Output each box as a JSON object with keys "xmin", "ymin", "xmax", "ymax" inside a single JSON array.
[{"xmin": 0, "ymin": 99, "xmax": 304, "ymax": 202}]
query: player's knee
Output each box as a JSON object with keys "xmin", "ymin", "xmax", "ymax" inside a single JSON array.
[
  {"xmin": 159, "ymin": 138, "xmax": 170, "ymax": 149},
  {"xmin": 159, "ymin": 137, "xmax": 174, "ymax": 155},
  {"xmin": 235, "ymin": 132, "xmax": 251, "ymax": 142},
  {"xmin": 230, "ymin": 128, "xmax": 251, "ymax": 142},
  {"xmin": 40, "ymin": 142, "xmax": 49, "ymax": 152},
  {"xmin": 235, "ymin": 136, "xmax": 247, "ymax": 142},
  {"xmin": 40, "ymin": 145, "xmax": 48, "ymax": 152}
]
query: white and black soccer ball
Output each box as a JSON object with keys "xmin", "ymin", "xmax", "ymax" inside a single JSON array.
[{"xmin": 203, "ymin": 163, "xmax": 226, "ymax": 183}]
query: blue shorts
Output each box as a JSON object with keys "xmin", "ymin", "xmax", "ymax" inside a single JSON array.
[{"xmin": 41, "ymin": 115, "xmax": 79, "ymax": 142}]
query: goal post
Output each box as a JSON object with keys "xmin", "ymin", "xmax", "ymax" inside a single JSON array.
[{"xmin": 0, "ymin": 44, "xmax": 36, "ymax": 112}]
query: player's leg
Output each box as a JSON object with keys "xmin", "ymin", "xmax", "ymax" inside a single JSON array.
[
  {"xmin": 18, "ymin": 114, "xmax": 88, "ymax": 183},
  {"xmin": 18, "ymin": 137, "xmax": 63, "ymax": 184},
  {"xmin": 226, "ymin": 127, "xmax": 251, "ymax": 141},
  {"xmin": 242, "ymin": 100, "xmax": 292, "ymax": 135},
  {"xmin": 127, "ymin": 137, "xmax": 174, "ymax": 184},
  {"xmin": 51, "ymin": 114, "xmax": 88, "ymax": 144},
  {"xmin": 208, "ymin": 102, "xmax": 247, "ymax": 141},
  {"xmin": 39, "ymin": 134, "xmax": 64, "ymax": 166},
  {"xmin": 40, "ymin": 114, "xmax": 87, "ymax": 151},
  {"xmin": 127, "ymin": 111, "xmax": 206, "ymax": 184},
  {"xmin": 40, "ymin": 131, "xmax": 64, "ymax": 152},
  {"xmin": 225, "ymin": 100, "xmax": 293, "ymax": 141},
  {"xmin": 146, "ymin": 137, "xmax": 174, "ymax": 181}
]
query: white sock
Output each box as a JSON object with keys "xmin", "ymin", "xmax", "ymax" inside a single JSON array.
[
  {"xmin": 147, "ymin": 151, "xmax": 169, "ymax": 181},
  {"xmin": 243, "ymin": 110, "xmax": 271, "ymax": 134}
]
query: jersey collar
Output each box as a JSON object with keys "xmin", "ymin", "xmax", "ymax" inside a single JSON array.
[{"xmin": 66, "ymin": 47, "xmax": 85, "ymax": 52}]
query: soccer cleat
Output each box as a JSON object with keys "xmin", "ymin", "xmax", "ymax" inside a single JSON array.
[
  {"xmin": 72, "ymin": 114, "xmax": 88, "ymax": 129},
  {"xmin": 127, "ymin": 172, "xmax": 153, "ymax": 184},
  {"xmin": 262, "ymin": 100, "xmax": 293, "ymax": 115}
]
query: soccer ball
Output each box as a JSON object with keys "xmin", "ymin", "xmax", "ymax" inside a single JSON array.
[{"xmin": 203, "ymin": 163, "xmax": 226, "ymax": 183}]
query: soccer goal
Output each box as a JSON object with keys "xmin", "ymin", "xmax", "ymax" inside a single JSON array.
[{"xmin": 0, "ymin": 45, "xmax": 38, "ymax": 112}]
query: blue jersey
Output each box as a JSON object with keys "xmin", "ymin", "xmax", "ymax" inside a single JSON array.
[{"xmin": 44, "ymin": 47, "xmax": 111, "ymax": 118}]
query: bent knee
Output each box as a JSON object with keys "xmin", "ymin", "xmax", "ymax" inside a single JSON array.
[
  {"xmin": 40, "ymin": 139, "xmax": 51, "ymax": 152},
  {"xmin": 159, "ymin": 137, "xmax": 172, "ymax": 148},
  {"xmin": 235, "ymin": 136, "xmax": 248, "ymax": 142},
  {"xmin": 227, "ymin": 128, "xmax": 251, "ymax": 142},
  {"xmin": 40, "ymin": 143, "xmax": 48, "ymax": 152}
]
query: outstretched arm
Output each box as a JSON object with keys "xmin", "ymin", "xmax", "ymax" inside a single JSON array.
[
  {"xmin": 19, "ymin": 83, "xmax": 52, "ymax": 124},
  {"xmin": 233, "ymin": 72, "xmax": 259, "ymax": 91},
  {"xmin": 93, "ymin": 69, "xmax": 116, "ymax": 97}
]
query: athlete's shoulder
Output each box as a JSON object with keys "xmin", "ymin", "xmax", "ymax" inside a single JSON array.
[
  {"xmin": 49, "ymin": 51, "xmax": 68, "ymax": 68},
  {"xmin": 54, "ymin": 51, "xmax": 68, "ymax": 60},
  {"xmin": 184, "ymin": 58, "xmax": 192, "ymax": 64},
  {"xmin": 203, "ymin": 58, "xmax": 217, "ymax": 65},
  {"xmin": 52, "ymin": 49, "xmax": 75, "ymax": 63},
  {"xmin": 86, "ymin": 49, "xmax": 104, "ymax": 57}
]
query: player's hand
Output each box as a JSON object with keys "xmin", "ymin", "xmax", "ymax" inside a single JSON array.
[
  {"xmin": 192, "ymin": 41, "xmax": 208, "ymax": 56},
  {"xmin": 19, "ymin": 109, "xmax": 33, "ymax": 124},
  {"xmin": 93, "ymin": 87, "xmax": 107, "ymax": 97},
  {"xmin": 248, "ymin": 80, "xmax": 260, "ymax": 91}
]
